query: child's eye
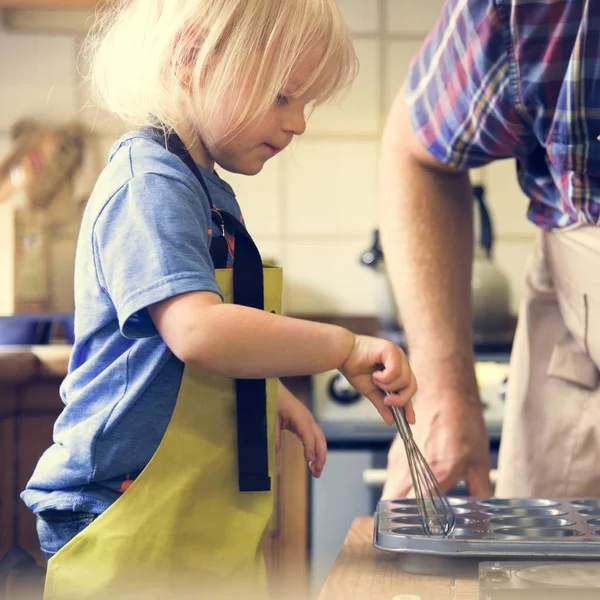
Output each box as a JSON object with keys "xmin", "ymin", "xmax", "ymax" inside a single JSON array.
[{"xmin": 276, "ymin": 94, "xmax": 289, "ymax": 106}]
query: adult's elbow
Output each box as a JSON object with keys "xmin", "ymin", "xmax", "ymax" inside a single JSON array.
[
  {"xmin": 382, "ymin": 85, "xmax": 464, "ymax": 177},
  {"xmin": 382, "ymin": 86, "xmax": 417, "ymax": 157}
]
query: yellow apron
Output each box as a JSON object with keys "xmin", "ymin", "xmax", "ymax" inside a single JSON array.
[{"xmin": 42, "ymin": 130, "xmax": 282, "ymax": 600}]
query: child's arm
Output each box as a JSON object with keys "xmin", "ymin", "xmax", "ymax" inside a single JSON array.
[
  {"xmin": 150, "ymin": 290, "xmax": 354, "ymax": 377},
  {"xmin": 149, "ymin": 290, "xmax": 416, "ymax": 425}
]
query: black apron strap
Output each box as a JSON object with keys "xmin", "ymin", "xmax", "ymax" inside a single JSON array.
[
  {"xmin": 223, "ymin": 212, "xmax": 270, "ymax": 492},
  {"xmin": 139, "ymin": 126, "xmax": 270, "ymax": 493}
]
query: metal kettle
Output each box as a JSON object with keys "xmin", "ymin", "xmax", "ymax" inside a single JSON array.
[
  {"xmin": 471, "ymin": 185, "xmax": 511, "ymax": 333},
  {"xmin": 361, "ymin": 185, "xmax": 511, "ymax": 335}
]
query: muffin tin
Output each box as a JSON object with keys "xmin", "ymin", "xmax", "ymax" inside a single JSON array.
[{"xmin": 374, "ymin": 498, "xmax": 600, "ymax": 557}]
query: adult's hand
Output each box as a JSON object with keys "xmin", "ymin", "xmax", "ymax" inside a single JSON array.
[{"xmin": 382, "ymin": 390, "xmax": 492, "ymax": 499}]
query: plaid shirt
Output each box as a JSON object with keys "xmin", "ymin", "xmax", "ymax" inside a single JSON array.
[{"xmin": 407, "ymin": 0, "xmax": 600, "ymax": 230}]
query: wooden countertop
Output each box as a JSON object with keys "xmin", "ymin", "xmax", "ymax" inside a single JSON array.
[
  {"xmin": 318, "ymin": 518, "xmax": 478, "ymax": 600},
  {"xmin": 0, "ymin": 345, "xmax": 71, "ymax": 383}
]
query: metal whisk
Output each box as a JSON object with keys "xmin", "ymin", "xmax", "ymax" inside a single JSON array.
[{"xmin": 390, "ymin": 405, "xmax": 456, "ymax": 537}]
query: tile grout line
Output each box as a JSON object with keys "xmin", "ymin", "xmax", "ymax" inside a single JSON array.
[
  {"xmin": 378, "ymin": 0, "xmax": 388, "ymax": 138},
  {"xmin": 244, "ymin": 231, "xmax": 536, "ymax": 244},
  {"xmin": 376, "ymin": 0, "xmax": 388, "ymax": 224},
  {"xmin": 279, "ymin": 3, "xmax": 383, "ymax": 278},
  {"xmin": 278, "ymin": 151, "xmax": 288, "ymax": 274},
  {"xmin": 353, "ymin": 31, "xmax": 430, "ymax": 42},
  {"xmin": 71, "ymin": 34, "xmax": 81, "ymax": 120},
  {"xmin": 256, "ymin": 234, "xmax": 384, "ymax": 243},
  {"xmin": 495, "ymin": 234, "xmax": 537, "ymax": 243},
  {"xmin": 0, "ymin": 130, "xmax": 387, "ymax": 143}
]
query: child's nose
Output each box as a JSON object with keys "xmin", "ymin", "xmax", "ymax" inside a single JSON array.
[{"xmin": 282, "ymin": 107, "xmax": 306, "ymax": 136}]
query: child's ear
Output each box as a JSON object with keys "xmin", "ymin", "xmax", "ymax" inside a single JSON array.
[{"xmin": 173, "ymin": 25, "xmax": 207, "ymax": 88}]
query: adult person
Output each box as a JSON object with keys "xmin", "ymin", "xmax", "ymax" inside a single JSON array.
[{"xmin": 380, "ymin": 0, "xmax": 600, "ymax": 499}]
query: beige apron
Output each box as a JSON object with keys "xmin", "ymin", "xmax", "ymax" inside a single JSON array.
[{"xmin": 496, "ymin": 226, "xmax": 600, "ymax": 497}]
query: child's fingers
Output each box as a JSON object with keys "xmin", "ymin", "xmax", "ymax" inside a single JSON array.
[
  {"xmin": 383, "ymin": 372, "xmax": 418, "ymax": 424},
  {"xmin": 310, "ymin": 423, "xmax": 327, "ymax": 478},
  {"xmin": 372, "ymin": 347, "xmax": 412, "ymax": 389},
  {"xmin": 373, "ymin": 369, "xmax": 414, "ymax": 395},
  {"xmin": 363, "ymin": 368, "xmax": 417, "ymax": 427},
  {"xmin": 382, "ymin": 391, "xmax": 416, "ymax": 425},
  {"xmin": 404, "ymin": 402, "xmax": 416, "ymax": 425},
  {"xmin": 275, "ymin": 419, "xmax": 281, "ymax": 453},
  {"xmin": 385, "ymin": 371, "xmax": 418, "ymax": 398},
  {"xmin": 295, "ymin": 418, "xmax": 317, "ymax": 467},
  {"xmin": 380, "ymin": 370, "xmax": 417, "ymax": 402},
  {"xmin": 383, "ymin": 398, "xmax": 416, "ymax": 425}
]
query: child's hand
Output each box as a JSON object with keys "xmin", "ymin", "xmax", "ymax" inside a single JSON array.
[
  {"xmin": 277, "ymin": 383, "xmax": 327, "ymax": 478},
  {"xmin": 339, "ymin": 335, "xmax": 417, "ymax": 427}
]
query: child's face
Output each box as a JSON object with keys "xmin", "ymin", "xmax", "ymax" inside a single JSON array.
[
  {"xmin": 206, "ymin": 92, "xmax": 308, "ymax": 175},
  {"xmin": 193, "ymin": 64, "xmax": 314, "ymax": 175}
]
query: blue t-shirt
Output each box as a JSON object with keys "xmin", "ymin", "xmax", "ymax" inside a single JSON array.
[{"xmin": 22, "ymin": 132, "xmax": 243, "ymax": 514}]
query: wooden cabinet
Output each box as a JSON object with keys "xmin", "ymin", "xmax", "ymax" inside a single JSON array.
[
  {"xmin": 0, "ymin": 349, "xmax": 310, "ymax": 596},
  {"xmin": 0, "ymin": 376, "xmax": 63, "ymax": 563},
  {"xmin": 264, "ymin": 376, "xmax": 310, "ymax": 599}
]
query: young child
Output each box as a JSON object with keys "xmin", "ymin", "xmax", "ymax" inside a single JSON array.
[{"xmin": 21, "ymin": 1, "xmax": 417, "ymax": 598}]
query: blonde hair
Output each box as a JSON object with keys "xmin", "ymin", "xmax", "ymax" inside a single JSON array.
[{"xmin": 84, "ymin": 0, "xmax": 358, "ymax": 141}]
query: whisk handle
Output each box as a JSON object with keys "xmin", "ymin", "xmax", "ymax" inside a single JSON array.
[{"xmin": 391, "ymin": 405, "xmax": 413, "ymax": 442}]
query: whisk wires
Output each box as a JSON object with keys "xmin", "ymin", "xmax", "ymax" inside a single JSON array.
[{"xmin": 391, "ymin": 405, "xmax": 457, "ymax": 537}]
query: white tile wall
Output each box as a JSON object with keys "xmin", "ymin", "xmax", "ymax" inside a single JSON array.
[
  {"xmin": 0, "ymin": 30, "xmax": 78, "ymax": 129},
  {"xmin": 284, "ymin": 140, "xmax": 379, "ymax": 237},
  {"xmin": 252, "ymin": 240, "xmax": 283, "ymax": 270},
  {"xmin": 471, "ymin": 167, "xmax": 486, "ymax": 187},
  {"xmin": 485, "ymin": 159, "xmax": 537, "ymax": 238},
  {"xmin": 224, "ymin": 155, "xmax": 283, "ymax": 238},
  {"xmin": 336, "ymin": 0, "xmax": 380, "ymax": 34},
  {"xmin": 284, "ymin": 239, "xmax": 379, "ymax": 315},
  {"xmin": 494, "ymin": 238, "xmax": 536, "ymax": 313},
  {"xmin": 309, "ymin": 40, "xmax": 381, "ymax": 135},
  {"xmin": 386, "ymin": 0, "xmax": 445, "ymax": 35},
  {"xmin": 384, "ymin": 39, "xmax": 424, "ymax": 112},
  {"xmin": 0, "ymin": 1, "xmax": 535, "ymax": 317}
]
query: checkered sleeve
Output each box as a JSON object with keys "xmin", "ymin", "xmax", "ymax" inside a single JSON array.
[{"xmin": 405, "ymin": 0, "xmax": 534, "ymax": 169}]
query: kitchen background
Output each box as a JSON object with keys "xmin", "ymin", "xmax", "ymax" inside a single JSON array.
[
  {"xmin": 0, "ymin": 0, "xmax": 532, "ymax": 597},
  {"xmin": 0, "ymin": 0, "xmax": 537, "ymax": 317}
]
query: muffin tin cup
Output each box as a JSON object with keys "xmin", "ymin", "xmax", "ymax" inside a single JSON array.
[
  {"xmin": 390, "ymin": 497, "xmax": 468, "ymax": 507},
  {"xmin": 481, "ymin": 507, "xmax": 568, "ymax": 517},
  {"xmin": 391, "ymin": 506, "xmax": 472, "ymax": 516},
  {"xmin": 392, "ymin": 527, "xmax": 478, "ymax": 537},
  {"xmin": 488, "ymin": 517, "xmax": 576, "ymax": 528},
  {"xmin": 492, "ymin": 527, "xmax": 584, "ymax": 539},
  {"xmin": 391, "ymin": 516, "xmax": 474, "ymax": 527},
  {"xmin": 570, "ymin": 499, "xmax": 600, "ymax": 509},
  {"xmin": 478, "ymin": 498, "xmax": 559, "ymax": 508}
]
